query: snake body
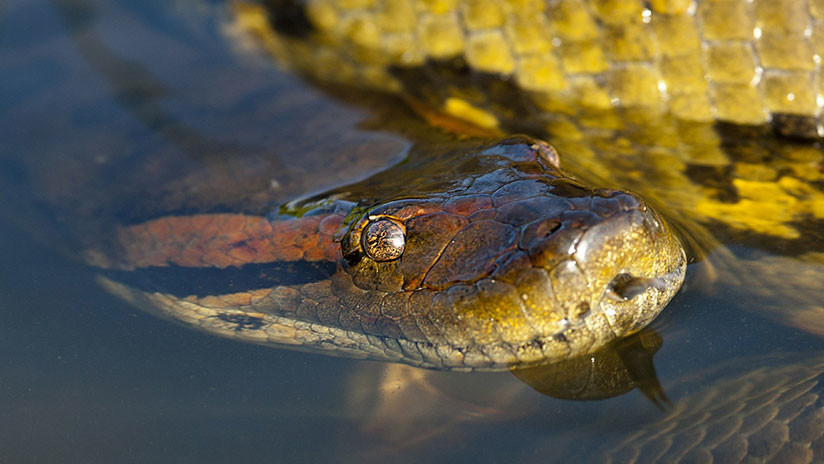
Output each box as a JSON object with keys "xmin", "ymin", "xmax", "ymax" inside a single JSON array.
[
  {"xmin": 595, "ymin": 354, "xmax": 824, "ymax": 462},
  {"xmin": 252, "ymin": 0, "xmax": 824, "ymax": 134}
]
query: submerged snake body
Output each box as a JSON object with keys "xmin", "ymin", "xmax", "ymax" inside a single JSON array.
[{"xmin": 96, "ymin": 137, "xmax": 684, "ymax": 370}]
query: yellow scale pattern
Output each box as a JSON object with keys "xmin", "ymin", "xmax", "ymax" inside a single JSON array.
[{"xmin": 244, "ymin": 0, "xmax": 824, "ymax": 127}]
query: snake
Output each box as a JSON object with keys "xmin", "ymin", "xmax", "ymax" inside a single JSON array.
[
  {"xmin": 76, "ymin": 0, "xmax": 824, "ymax": 370},
  {"xmin": 78, "ymin": 0, "xmax": 698, "ymax": 371},
  {"xmin": 24, "ymin": 0, "xmax": 824, "ymax": 460},
  {"xmin": 82, "ymin": 0, "xmax": 824, "ymax": 370},
  {"xmin": 37, "ymin": 0, "xmax": 814, "ymax": 366}
]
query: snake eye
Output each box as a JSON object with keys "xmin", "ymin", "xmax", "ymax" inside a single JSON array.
[{"xmin": 361, "ymin": 218, "xmax": 405, "ymax": 262}]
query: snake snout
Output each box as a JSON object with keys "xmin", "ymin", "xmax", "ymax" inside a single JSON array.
[{"xmin": 569, "ymin": 195, "xmax": 687, "ymax": 335}]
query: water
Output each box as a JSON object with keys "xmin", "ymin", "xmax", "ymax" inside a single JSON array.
[{"xmin": 2, "ymin": 0, "xmax": 824, "ymax": 462}]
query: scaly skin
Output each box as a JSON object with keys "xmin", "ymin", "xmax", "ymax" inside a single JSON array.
[
  {"xmin": 246, "ymin": 0, "xmax": 824, "ymax": 130},
  {"xmin": 596, "ymin": 354, "xmax": 824, "ymax": 463}
]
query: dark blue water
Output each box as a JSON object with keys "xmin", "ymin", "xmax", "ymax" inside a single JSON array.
[{"xmin": 2, "ymin": 1, "xmax": 823, "ymax": 462}]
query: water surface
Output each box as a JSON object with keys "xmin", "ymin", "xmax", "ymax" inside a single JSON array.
[{"xmin": 2, "ymin": 1, "xmax": 824, "ymax": 462}]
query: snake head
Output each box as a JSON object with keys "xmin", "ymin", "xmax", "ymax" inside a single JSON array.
[{"xmin": 331, "ymin": 136, "xmax": 686, "ymax": 368}]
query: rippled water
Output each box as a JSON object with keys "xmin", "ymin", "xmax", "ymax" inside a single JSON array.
[{"xmin": 2, "ymin": 1, "xmax": 824, "ymax": 462}]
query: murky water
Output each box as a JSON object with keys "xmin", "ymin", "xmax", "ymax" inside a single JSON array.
[{"xmin": 2, "ymin": 0, "xmax": 824, "ymax": 462}]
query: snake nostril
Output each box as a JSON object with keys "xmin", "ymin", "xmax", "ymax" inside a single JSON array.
[
  {"xmin": 606, "ymin": 273, "xmax": 665, "ymax": 301},
  {"xmin": 542, "ymin": 221, "xmax": 562, "ymax": 239}
]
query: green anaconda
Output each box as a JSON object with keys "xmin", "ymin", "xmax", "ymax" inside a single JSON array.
[{"xmin": 65, "ymin": 0, "xmax": 823, "ymax": 372}]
